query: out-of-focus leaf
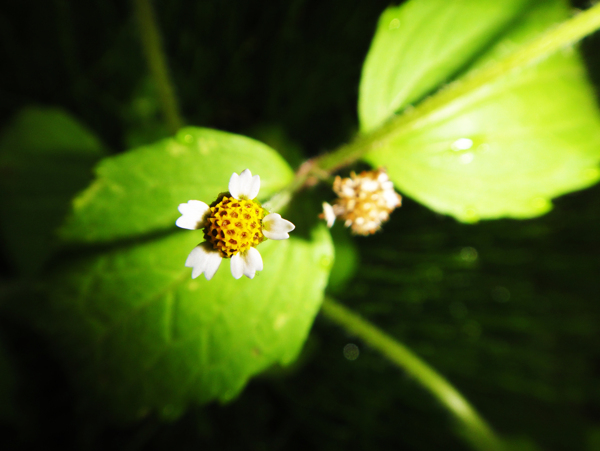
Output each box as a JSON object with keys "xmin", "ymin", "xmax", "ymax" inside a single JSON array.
[
  {"xmin": 39, "ymin": 219, "xmax": 332, "ymax": 420},
  {"xmin": 358, "ymin": 0, "xmax": 533, "ymax": 133},
  {"xmin": 60, "ymin": 127, "xmax": 295, "ymax": 243},
  {"xmin": 247, "ymin": 124, "xmax": 305, "ymax": 169},
  {"xmin": 0, "ymin": 107, "xmax": 106, "ymax": 274},
  {"xmin": 363, "ymin": 0, "xmax": 600, "ymax": 222},
  {"xmin": 327, "ymin": 226, "xmax": 359, "ymax": 294},
  {"xmin": 122, "ymin": 76, "xmax": 170, "ymax": 149}
]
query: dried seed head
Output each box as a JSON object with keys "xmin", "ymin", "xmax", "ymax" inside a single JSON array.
[{"xmin": 321, "ymin": 168, "xmax": 401, "ymax": 235}]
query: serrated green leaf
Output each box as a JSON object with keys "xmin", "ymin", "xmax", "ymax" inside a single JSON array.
[
  {"xmin": 60, "ymin": 127, "xmax": 295, "ymax": 243},
  {"xmin": 41, "ymin": 221, "xmax": 333, "ymax": 420},
  {"xmin": 358, "ymin": 0, "xmax": 533, "ymax": 133},
  {"xmin": 0, "ymin": 107, "xmax": 106, "ymax": 274},
  {"xmin": 364, "ymin": 0, "xmax": 600, "ymax": 222}
]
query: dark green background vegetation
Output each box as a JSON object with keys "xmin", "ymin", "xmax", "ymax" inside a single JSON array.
[{"xmin": 1, "ymin": 1, "xmax": 600, "ymax": 450}]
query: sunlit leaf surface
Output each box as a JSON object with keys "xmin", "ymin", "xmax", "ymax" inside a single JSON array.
[
  {"xmin": 42, "ymin": 219, "xmax": 332, "ymax": 420},
  {"xmin": 358, "ymin": 0, "xmax": 532, "ymax": 132},
  {"xmin": 60, "ymin": 127, "xmax": 294, "ymax": 243},
  {"xmin": 29, "ymin": 126, "xmax": 332, "ymax": 420},
  {"xmin": 362, "ymin": 0, "xmax": 600, "ymax": 221}
]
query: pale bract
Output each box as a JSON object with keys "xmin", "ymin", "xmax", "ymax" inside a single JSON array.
[{"xmin": 176, "ymin": 169, "xmax": 295, "ymax": 280}]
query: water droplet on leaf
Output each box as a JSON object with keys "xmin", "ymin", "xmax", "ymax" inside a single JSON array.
[
  {"xmin": 319, "ymin": 255, "xmax": 333, "ymax": 269},
  {"xmin": 451, "ymin": 138, "xmax": 473, "ymax": 151},
  {"xmin": 177, "ymin": 131, "xmax": 194, "ymax": 144},
  {"xmin": 463, "ymin": 208, "xmax": 479, "ymax": 223},
  {"xmin": 531, "ymin": 197, "xmax": 550, "ymax": 212}
]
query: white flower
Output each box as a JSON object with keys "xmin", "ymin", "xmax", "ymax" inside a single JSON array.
[{"xmin": 176, "ymin": 169, "xmax": 295, "ymax": 280}]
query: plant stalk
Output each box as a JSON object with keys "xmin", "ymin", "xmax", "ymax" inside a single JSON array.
[
  {"xmin": 320, "ymin": 297, "xmax": 506, "ymax": 451},
  {"xmin": 132, "ymin": 0, "xmax": 184, "ymax": 135}
]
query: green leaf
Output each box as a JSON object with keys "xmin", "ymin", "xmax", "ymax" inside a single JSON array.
[
  {"xmin": 363, "ymin": 0, "xmax": 600, "ymax": 222},
  {"xmin": 358, "ymin": 0, "xmax": 533, "ymax": 133},
  {"xmin": 40, "ymin": 220, "xmax": 332, "ymax": 420},
  {"xmin": 326, "ymin": 227, "xmax": 359, "ymax": 294},
  {"xmin": 0, "ymin": 107, "xmax": 106, "ymax": 274},
  {"xmin": 123, "ymin": 76, "xmax": 170, "ymax": 149},
  {"xmin": 60, "ymin": 127, "xmax": 295, "ymax": 243}
]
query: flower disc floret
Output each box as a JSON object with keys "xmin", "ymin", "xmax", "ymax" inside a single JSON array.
[{"xmin": 204, "ymin": 196, "xmax": 266, "ymax": 258}]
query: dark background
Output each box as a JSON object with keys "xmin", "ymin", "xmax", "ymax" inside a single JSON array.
[{"xmin": 1, "ymin": 1, "xmax": 600, "ymax": 450}]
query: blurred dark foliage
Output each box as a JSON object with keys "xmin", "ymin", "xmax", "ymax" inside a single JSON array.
[{"xmin": 1, "ymin": 0, "xmax": 600, "ymax": 450}]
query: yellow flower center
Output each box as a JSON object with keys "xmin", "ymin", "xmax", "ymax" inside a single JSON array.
[{"xmin": 203, "ymin": 196, "xmax": 266, "ymax": 258}]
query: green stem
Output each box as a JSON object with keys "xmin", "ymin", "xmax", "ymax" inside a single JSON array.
[
  {"xmin": 313, "ymin": 2, "xmax": 600, "ymax": 175},
  {"xmin": 132, "ymin": 0, "xmax": 184, "ymax": 134},
  {"xmin": 320, "ymin": 297, "xmax": 506, "ymax": 451}
]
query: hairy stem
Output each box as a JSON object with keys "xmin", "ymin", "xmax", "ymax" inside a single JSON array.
[
  {"xmin": 312, "ymin": 2, "xmax": 600, "ymax": 176},
  {"xmin": 320, "ymin": 297, "xmax": 506, "ymax": 451},
  {"xmin": 132, "ymin": 0, "xmax": 184, "ymax": 134}
]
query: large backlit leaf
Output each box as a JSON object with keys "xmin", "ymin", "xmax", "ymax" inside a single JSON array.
[
  {"xmin": 40, "ymin": 217, "xmax": 332, "ymax": 421},
  {"xmin": 60, "ymin": 127, "xmax": 295, "ymax": 243},
  {"xmin": 363, "ymin": 0, "xmax": 600, "ymax": 221},
  {"xmin": 358, "ymin": 0, "xmax": 533, "ymax": 133},
  {"xmin": 0, "ymin": 107, "xmax": 105, "ymax": 273}
]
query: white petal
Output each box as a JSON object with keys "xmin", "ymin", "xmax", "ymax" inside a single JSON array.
[
  {"xmin": 230, "ymin": 253, "xmax": 244, "ymax": 279},
  {"xmin": 341, "ymin": 185, "xmax": 355, "ymax": 198},
  {"xmin": 233, "ymin": 169, "xmax": 258, "ymax": 200},
  {"xmin": 245, "ymin": 247, "xmax": 263, "ymax": 275},
  {"xmin": 203, "ymin": 252, "xmax": 223, "ymax": 280},
  {"xmin": 377, "ymin": 171, "xmax": 389, "ymax": 183},
  {"xmin": 229, "ymin": 248, "xmax": 263, "ymax": 279},
  {"xmin": 381, "ymin": 181, "xmax": 394, "ymax": 190},
  {"xmin": 176, "ymin": 200, "xmax": 209, "ymax": 230},
  {"xmin": 322, "ymin": 202, "xmax": 336, "ymax": 228},
  {"xmin": 361, "ymin": 180, "xmax": 379, "ymax": 192},
  {"xmin": 383, "ymin": 190, "xmax": 401, "ymax": 208},
  {"xmin": 248, "ymin": 174, "xmax": 260, "ymax": 200},
  {"xmin": 185, "ymin": 244, "xmax": 222, "ymax": 280},
  {"xmin": 229, "ymin": 172, "xmax": 241, "ymax": 199},
  {"xmin": 262, "ymin": 213, "xmax": 295, "ymax": 240},
  {"xmin": 237, "ymin": 169, "xmax": 252, "ymax": 191}
]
